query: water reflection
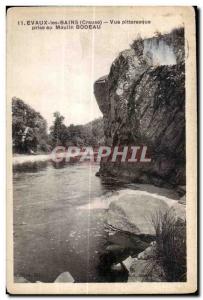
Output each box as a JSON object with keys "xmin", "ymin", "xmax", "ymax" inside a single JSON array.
[{"xmin": 13, "ymin": 160, "xmax": 49, "ymax": 173}]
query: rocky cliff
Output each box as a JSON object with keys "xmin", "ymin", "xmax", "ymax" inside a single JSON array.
[{"xmin": 94, "ymin": 28, "xmax": 185, "ymax": 187}]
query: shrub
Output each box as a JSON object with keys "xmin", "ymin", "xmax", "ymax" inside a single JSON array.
[{"xmin": 145, "ymin": 210, "xmax": 186, "ymax": 282}]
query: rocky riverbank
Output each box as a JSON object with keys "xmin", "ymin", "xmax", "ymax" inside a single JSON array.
[
  {"xmin": 78, "ymin": 184, "xmax": 186, "ymax": 282},
  {"xmin": 101, "ymin": 185, "xmax": 186, "ymax": 282}
]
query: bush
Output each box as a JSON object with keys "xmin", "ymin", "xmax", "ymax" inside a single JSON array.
[
  {"xmin": 130, "ymin": 35, "xmax": 144, "ymax": 57},
  {"xmin": 145, "ymin": 210, "xmax": 186, "ymax": 282}
]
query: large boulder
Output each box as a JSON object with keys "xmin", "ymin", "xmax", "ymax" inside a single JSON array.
[{"xmin": 107, "ymin": 191, "xmax": 185, "ymax": 236}]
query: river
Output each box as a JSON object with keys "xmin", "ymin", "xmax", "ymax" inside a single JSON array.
[
  {"xmin": 13, "ymin": 160, "xmax": 129, "ymax": 283},
  {"xmin": 13, "ymin": 158, "xmax": 180, "ymax": 283}
]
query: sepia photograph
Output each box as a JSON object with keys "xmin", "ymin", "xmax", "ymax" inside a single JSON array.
[{"xmin": 6, "ymin": 6, "xmax": 197, "ymax": 295}]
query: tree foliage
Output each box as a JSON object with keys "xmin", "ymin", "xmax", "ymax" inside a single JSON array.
[
  {"xmin": 12, "ymin": 97, "xmax": 104, "ymax": 153},
  {"xmin": 49, "ymin": 112, "xmax": 67, "ymax": 147},
  {"xmin": 49, "ymin": 113, "xmax": 104, "ymax": 148},
  {"xmin": 12, "ymin": 97, "xmax": 49, "ymax": 153}
]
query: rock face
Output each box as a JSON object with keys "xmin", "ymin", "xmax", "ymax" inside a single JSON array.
[{"xmin": 94, "ymin": 28, "xmax": 185, "ymax": 187}]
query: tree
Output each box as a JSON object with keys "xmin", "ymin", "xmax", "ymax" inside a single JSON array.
[
  {"xmin": 49, "ymin": 112, "xmax": 68, "ymax": 147},
  {"xmin": 12, "ymin": 97, "xmax": 49, "ymax": 153}
]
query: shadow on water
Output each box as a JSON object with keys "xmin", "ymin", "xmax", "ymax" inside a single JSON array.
[{"xmin": 13, "ymin": 160, "xmax": 49, "ymax": 173}]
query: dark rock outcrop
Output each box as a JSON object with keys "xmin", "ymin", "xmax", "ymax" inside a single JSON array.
[{"xmin": 94, "ymin": 28, "xmax": 185, "ymax": 187}]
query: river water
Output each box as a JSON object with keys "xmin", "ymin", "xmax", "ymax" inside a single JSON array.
[
  {"xmin": 13, "ymin": 161, "xmax": 128, "ymax": 283},
  {"xmin": 13, "ymin": 159, "xmax": 180, "ymax": 283}
]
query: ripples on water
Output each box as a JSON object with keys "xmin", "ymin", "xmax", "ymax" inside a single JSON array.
[{"xmin": 13, "ymin": 160, "xmax": 129, "ymax": 283}]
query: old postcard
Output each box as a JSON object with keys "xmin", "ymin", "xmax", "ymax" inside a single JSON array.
[{"xmin": 7, "ymin": 6, "xmax": 197, "ymax": 295}]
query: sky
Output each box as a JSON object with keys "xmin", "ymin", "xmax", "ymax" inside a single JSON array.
[{"xmin": 7, "ymin": 7, "xmax": 184, "ymax": 128}]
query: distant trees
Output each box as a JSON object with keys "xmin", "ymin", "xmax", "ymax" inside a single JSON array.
[
  {"xmin": 12, "ymin": 97, "xmax": 104, "ymax": 154},
  {"xmin": 82, "ymin": 118, "xmax": 105, "ymax": 146},
  {"xmin": 12, "ymin": 97, "xmax": 49, "ymax": 154},
  {"xmin": 49, "ymin": 115, "xmax": 104, "ymax": 148}
]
